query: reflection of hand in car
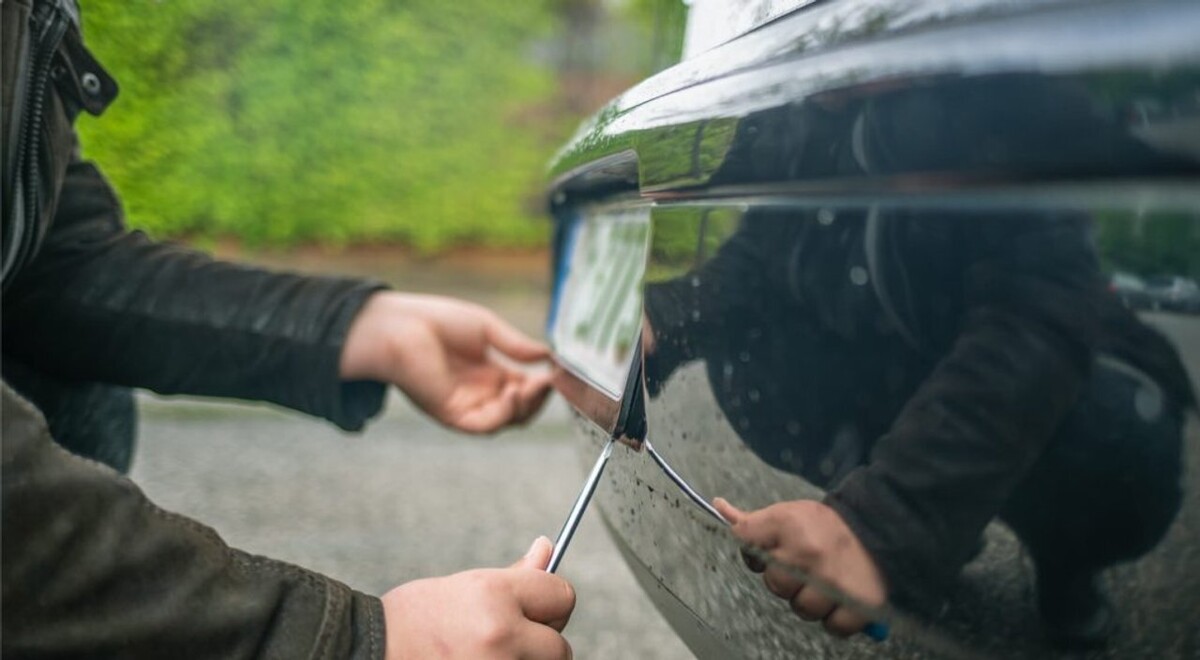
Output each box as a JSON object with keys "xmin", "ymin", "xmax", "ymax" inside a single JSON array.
[
  {"xmin": 714, "ymin": 498, "xmax": 886, "ymax": 638},
  {"xmin": 640, "ymin": 315, "xmax": 657, "ymax": 356}
]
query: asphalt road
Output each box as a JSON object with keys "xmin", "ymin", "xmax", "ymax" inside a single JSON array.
[{"xmin": 132, "ymin": 393, "xmax": 695, "ymax": 660}]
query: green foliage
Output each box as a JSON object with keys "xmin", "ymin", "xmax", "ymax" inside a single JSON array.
[
  {"xmin": 623, "ymin": 0, "xmax": 687, "ymax": 72},
  {"xmin": 78, "ymin": 1, "xmax": 573, "ymax": 250},
  {"xmin": 1095, "ymin": 211, "xmax": 1200, "ymax": 278},
  {"xmin": 645, "ymin": 206, "xmax": 741, "ymax": 282}
]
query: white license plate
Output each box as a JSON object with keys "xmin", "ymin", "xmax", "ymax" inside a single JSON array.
[{"xmin": 548, "ymin": 205, "xmax": 651, "ymax": 399}]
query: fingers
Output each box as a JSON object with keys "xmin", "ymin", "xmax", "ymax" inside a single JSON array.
[
  {"xmin": 790, "ymin": 583, "xmax": 867, "ymax": 637},
  {"xmin": 509, "ymin": 570, "xmax": 577, "ymax": 631},
  {"xmin": 380, "ymin": 566, "xmax": 576, "ymax": 660},
  {"xmin": 640, "ymin": 318, "xmax": 657, "ymax": 355},
  {"xmin": 514, "ymin": 369, "xmax": 554, "ymax": 423},
  {"xmin": 513, "ymin": 536, "xmax": 554, "ymax": 570},
  {"xmin": 790, "ymin": 585, "xmax": 835, "ymax": 622},
  {"xmin": 724, "ymin": 503, "xmax": 786, "ymax": 551},
  {"xmin": 717, "ymin": 498, "xmax": 883, "ymax": 641},
  {"xmin": 712, "ymin": 497, "xmax": 743, "ymax": 524},
  {"xmin": 510, "ymin": 539, "xmax": 575, "ymax": 634},
  {"xmin": 453, "ymin": 386, "xmax": 521, "ymax": 434},
  {"xmin": 516, "ymin": 623, "xmax": 574, "ymax": 660},
  {"xmin": 823, "ymin": 604, "xmax": 870, "ymax": 638},
  {"xmin": 769, "ymin": 564, "xmax": 870, "ymax": 636},
  {"xmin": 762, "ymin": 563, "xmax": 805, "ymax": 600},
  {"xmin": 485, "ymin": 316, "xmax": 552, "ymax": 363}
]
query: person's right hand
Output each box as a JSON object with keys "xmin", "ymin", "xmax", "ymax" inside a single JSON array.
[
  {"xmin": 713, "ymin": 498, "xmax": 886, "ymax": 638},
  {"xmin": 381, "ymin": 537, "xmax": 575, "ymax": 659}
]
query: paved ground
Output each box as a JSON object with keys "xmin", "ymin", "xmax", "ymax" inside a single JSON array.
[{"xmin": 132, "ymin": 394, "xmax": 693, "ymax": 659}]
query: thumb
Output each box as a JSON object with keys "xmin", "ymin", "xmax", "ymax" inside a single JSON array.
[
  {"xmin": 513, "ymin": 536, "xmax": 554, "ymax": 570},
  {"xmin": 713, "ymin": 497, "xmax": 745, "ymax": 524}
]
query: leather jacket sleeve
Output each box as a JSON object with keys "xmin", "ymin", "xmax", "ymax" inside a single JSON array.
[
  {"xmin": 2, "ymin": 160, "xmax": 387, "ymax": 431},
  {"xmin": 1, "ymin": 383, "xmax": 386, "ymax": 659}
]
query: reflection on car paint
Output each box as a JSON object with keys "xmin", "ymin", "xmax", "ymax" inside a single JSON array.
[
  {"xmin": 546, "ymin": 0, "xmax": 1200, "ymax": 657},
  {"xmin": 552, "ymin": 2, "xmax": 1200, "ymax": 193},
  {"xmin": 633, "ymin": 199, "xmax": 1200, "ymax": 658},
  {"xmin": 644, "ymin": 438, "xmax": 729, "ymax": 525}
]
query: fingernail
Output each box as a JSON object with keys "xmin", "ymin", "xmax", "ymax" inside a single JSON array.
[{"xmin": 526, "ymin": 536, "xmax": 549, "ymax": 558}]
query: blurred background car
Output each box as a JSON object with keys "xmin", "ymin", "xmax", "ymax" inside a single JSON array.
[
  {"xmin": 1109, "ymin": 270, "xmax": 1154, "ymax": 310},
  {"xmin": 1146, "ymin": 275, "xmax": 1200, "ymax": 313},
  {"xmin": 545, "ymin": 0, "xmax": 1200, "ymax": 658}
]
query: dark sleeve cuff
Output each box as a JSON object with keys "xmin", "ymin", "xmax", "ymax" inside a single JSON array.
[
  {"xmin": 823, "ymin": 469, "xmax": 951, "ymax": 613},
  {"xmin": 297, "ymin": 279, "xmax": 390, "ymax": 432}
]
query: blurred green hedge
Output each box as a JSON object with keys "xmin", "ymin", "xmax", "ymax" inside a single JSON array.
[{"xmin": 78, "ymin": 1, "xmax": 571, "ymax": 250}]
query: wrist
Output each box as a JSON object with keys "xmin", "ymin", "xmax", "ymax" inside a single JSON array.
[{"xmin": 339, "ymin": 292, "xmax": 413, "ymax": 382}]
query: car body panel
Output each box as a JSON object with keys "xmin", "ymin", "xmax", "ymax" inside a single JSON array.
[
  {"xmin": 550, "ymin": 0, "xmax": 1200, "ymax": 194},
  {"xmin": 545, "ymin": 1, "xmax": 1200, "ymax": 657}
]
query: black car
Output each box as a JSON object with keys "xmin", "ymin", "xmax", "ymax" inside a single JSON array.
[{"xmin": 545, "ymin": 1, "xmax": 1200, "ymax": 658}]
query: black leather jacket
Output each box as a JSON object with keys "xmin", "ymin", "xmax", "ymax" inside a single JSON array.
[{"xmin": 3, "ymin": 1, "xmax": 387, "ymax": 656}]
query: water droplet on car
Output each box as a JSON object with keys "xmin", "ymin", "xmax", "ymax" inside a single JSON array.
[
  {"xmin": 691, "ymin": 276, "xmax": 701, "ymax": 288},
  {"xmin": 818, "ymin": 208, "xmax": 836, "ymax": 225},
  {"xmin": 850, "ymin": 266, "xmax": 869, "ymax": 286},
  {"xmin": 1134, "ymin": 386, "xmax": 1164, "ymax": 422},
  {"xmin": 691, "ymin": 309, "xmax": 701, "ymax": 321},
  {"xmin": 786, "ymin": 420, "xmax": 802, "ymax": 436},
  {"xmin": 748, "ymin": 389, "xmax": 760, "ymax": 402},
  {"xmin": 739, "ymin": 351, "xmax": 751, "ymax": 363}
]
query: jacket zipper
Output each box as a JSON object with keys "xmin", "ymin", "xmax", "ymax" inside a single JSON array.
[{"xmin": 3, "ymin": 0, "xmax": 70, "ymax": 289}]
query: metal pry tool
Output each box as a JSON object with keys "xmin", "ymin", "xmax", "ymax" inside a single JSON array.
[{"xmin": 546, "ymin": 438, "xmax": 614, "ymax": 574}]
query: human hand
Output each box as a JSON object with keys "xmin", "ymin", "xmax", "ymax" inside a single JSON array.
[
  {"xmin": 713, "ymin": 498, "xmax": 887, "ymax": 638},
  {"xmin": 381, "ymin": 537, "xmax": 575, "ymax": 660},
  {"xmin": 340, "ymin": 292, "xmax": 555, "ymax": 433},
  {"xmin": 640, "ymin": 315, "xmax": 656, "ymax": 355}
]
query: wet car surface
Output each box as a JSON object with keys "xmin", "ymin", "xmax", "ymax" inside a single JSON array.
[{"xmin": 544, "ymin": 1, "xmax": 1200, "ymax": 658}]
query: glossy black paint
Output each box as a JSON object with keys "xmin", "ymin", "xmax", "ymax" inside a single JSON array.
[{"xmin": 545, "ymin": 1, "xmax": 1200, "ymax": 657}]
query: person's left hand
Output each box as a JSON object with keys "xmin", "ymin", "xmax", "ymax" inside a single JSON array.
[
  {"xmin": 340, "ymin": 292, "xmax": 555, "ymax": 434},
  {"xmin": 713, "ymin": 498, "xmax": 887, "ymax": 638}
]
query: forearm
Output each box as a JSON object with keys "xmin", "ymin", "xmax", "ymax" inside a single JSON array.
[
  {"xmin": 1, "ymin": 383, "xmax": 385, "ymax": 659},
  {"xmin": 2, "ymin": 162, "xmax": 387, "ymax": 430},
  {"xmin": 825, "ymin": 304, "xmax": 1087, "ymax": 606}
]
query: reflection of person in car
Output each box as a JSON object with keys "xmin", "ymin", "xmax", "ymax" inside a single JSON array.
[{"xmin": 642, "ymin": 75, "xmax": 1196, "ymax": 648}]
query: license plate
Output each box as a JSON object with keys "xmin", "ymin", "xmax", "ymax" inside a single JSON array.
[{"xmin": 548, "ymin": 205, "xmax": 651, "ymax": 399}]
